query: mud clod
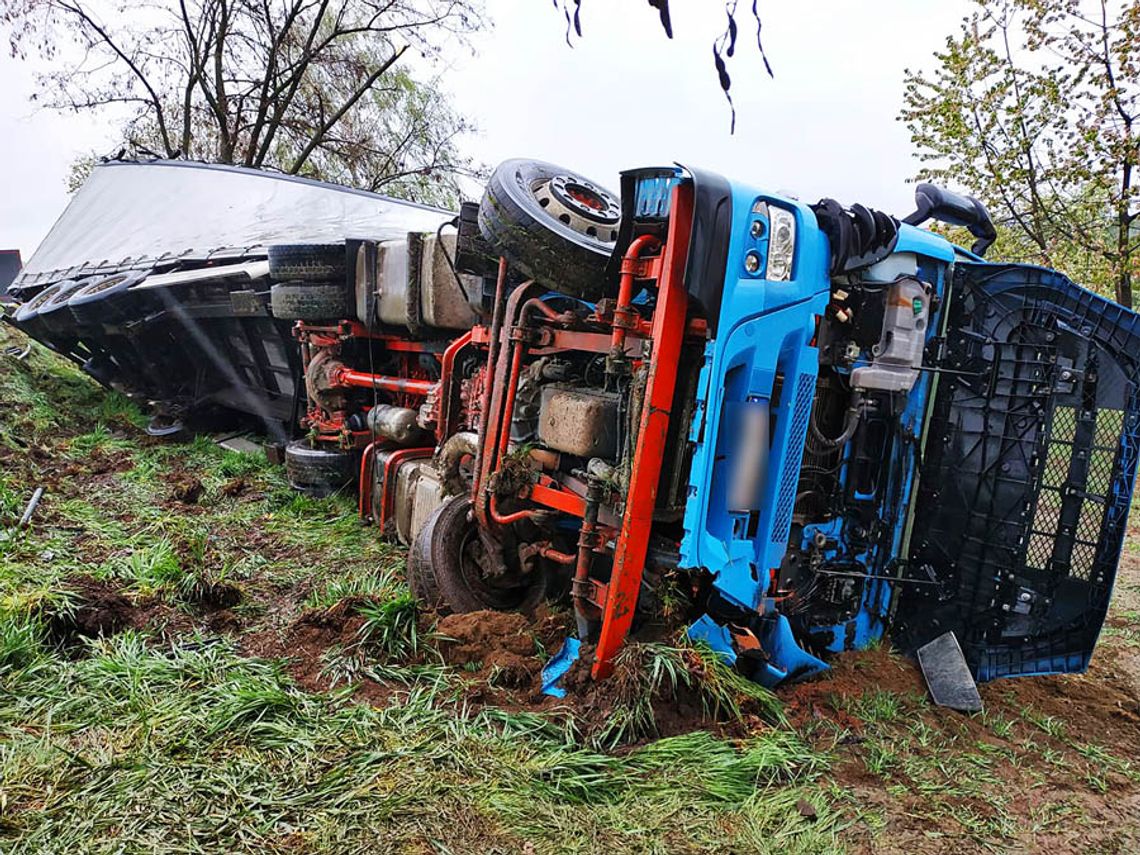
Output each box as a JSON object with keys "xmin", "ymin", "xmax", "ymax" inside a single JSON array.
[
  {"xmin": 170, "ymin": 477, "xmax": 205, "ymax": 504},
  {"xmin": 437, "ymin": 610, "xmax": 535, "ymax": 667},
  {"xmin": 44, "ymin": 576, "xmax": 135, "ymax": 646}
]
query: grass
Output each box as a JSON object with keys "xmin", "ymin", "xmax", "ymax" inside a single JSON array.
[
  {"xmin": 588, "ymin": 639, "xmax": 785, "ymax": 749},
  {"xmin": 0, "ymin": 628, "xmax": 842, "ymax": 853},
  {"xmin": 4, "ymin": 319, "xmax": 1140, "ymax": 853},
  {"xmin": 0, "ymin": 326, "xmax": 846, "ymax": 853}
]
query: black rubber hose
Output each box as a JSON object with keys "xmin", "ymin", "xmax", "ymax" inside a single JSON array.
[{"xmin": 810, "ymin": 392, "xmax": 863, "ymax": 449}]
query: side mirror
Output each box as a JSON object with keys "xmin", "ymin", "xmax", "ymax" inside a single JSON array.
[{"xmin": 902, "ymin": 183, "xmax": 997, "ymax": 257}]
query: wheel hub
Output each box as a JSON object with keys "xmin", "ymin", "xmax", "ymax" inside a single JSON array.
[{"xmin": 531, "ymin": 175, "xmax": 621, "ymax": 244}]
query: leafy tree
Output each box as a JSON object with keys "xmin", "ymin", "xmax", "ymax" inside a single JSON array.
[
  {"xmin": 901, "ymin": 0, "xmax": 1139, "ymax": 306},
  {"xmin": 3, "ymin": 0, "xmax": 484, "ymax": 207}
]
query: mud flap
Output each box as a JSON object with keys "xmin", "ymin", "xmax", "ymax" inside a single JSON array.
[{"xmin": 917, "ymin": 632, "xmax": 983, "ymax": 712}]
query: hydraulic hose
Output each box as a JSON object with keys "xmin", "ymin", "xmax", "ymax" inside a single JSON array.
[{"xmin": 810, "ymin": 392, "xmax": 864, "ymax": 450}]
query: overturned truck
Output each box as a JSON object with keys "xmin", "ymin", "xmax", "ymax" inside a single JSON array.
[{"xmin": 8, "ymin": 158, "xmax": 1140, "ymax": 694}]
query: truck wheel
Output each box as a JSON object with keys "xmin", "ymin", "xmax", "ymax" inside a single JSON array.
[
  {"xmin": 407, "ymin": 495, "xmax": 547, "ymax": 614},
  {"xmin": 270, "ymin": 282, "xmax": 351, "ymax": 321},
  {"xmin": 268, "ymin": 244, "xmax": 348, "ymax": 282},
  {"xmin": 479, "ymin": 158, "xmax": 621, "ymax": 300},
  {"xmin": 38, "ymin": 279, "xmax": 88, "ymax": 339},
  {"xmin": 285, "ymin": 440, "xmax": 358, "ymax": 497},
  {"xmin": 13, "ymin": 281, "xmax": 67, "ymax": 341},
  {"xmin": 68, "ymin": 271, "xmax": 149, "ymax": 326}
]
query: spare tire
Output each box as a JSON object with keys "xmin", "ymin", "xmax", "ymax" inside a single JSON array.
[
  {"xmin": 68, "ymin": 270, "xmax": 150, "ymax": 326},
  {"xmin": 285, "ymin": 440, "xmax": 358, "ymax": 497},
  {"xmin": 268, "ymin": 244, "xmax": 348, "ymax": 282},
  {"xmin": 270, "ymin": 282, "xmax": 352, "ymax": 322},
  {"xmin": 478, "ymin": 159, "xmax": 621, "ymax": 300}
]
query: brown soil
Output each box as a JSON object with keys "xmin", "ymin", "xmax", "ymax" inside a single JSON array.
[
  {"xmin": 437, "ymin": 610, "xmax": 543, "ymax": 689},
  {"xmin": 169, "ymin": 476, "xmax": 205, "ymax": 504},
  {"xmin": 240, "ymin": 597, "xmax": 396, "ymax": 706},
  {"xmin": 42, "ymin": 575, "xmax": 198, "ymax": 650},
  {"xmin": 44, "ymin": 576, "xmax": 135, "ymax": 645}
]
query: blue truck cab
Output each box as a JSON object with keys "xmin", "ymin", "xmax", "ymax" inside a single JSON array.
[{"xmin": 610, "ymin": 166, "xmax": 1140, "ymax": 687}]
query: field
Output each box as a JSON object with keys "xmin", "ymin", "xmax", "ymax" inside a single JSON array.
[{"xmin": 2, "ymin": 320, "xmax": 1139, "ymax": 854}]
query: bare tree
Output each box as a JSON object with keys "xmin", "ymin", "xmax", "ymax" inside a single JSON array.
[{"xmin": 3, "ymin": 0, "xmax": 485, "ymax": 206}]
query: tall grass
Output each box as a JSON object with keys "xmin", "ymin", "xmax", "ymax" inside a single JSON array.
[{"xmin": 0, "ymin": 634, "xmax": 840, "ymax": 853}]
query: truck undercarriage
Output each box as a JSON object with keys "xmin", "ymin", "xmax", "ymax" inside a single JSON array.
[{"xmin": 7, "ymin": 157, "xmax": 1139, "ymax": 695}]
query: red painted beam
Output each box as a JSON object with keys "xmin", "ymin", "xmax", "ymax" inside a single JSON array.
[{"xmin": 592, "ymin": 183, "xmax": 695, "ymax": 679}]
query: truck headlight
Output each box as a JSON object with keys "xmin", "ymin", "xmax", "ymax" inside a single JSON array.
[{"xmin": 767, "ymin": 207, "xmax": 796, "ymax": 281}]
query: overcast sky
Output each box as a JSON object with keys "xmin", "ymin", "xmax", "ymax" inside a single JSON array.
[{"xmin": 0, "ymin": 0, "xmax": 972, "ymax": 260}]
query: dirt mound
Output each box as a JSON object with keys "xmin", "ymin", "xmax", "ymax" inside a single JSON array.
[
  {"xmin": 437, "ymin": 610, "xmax": 543, "ymax": 689},
  {"xmin": 561, "ymin": 642, "xmax": 774, "ymax": 745},
  {"xmin": 42, "ymin": 575, "xmax": 198, "ymax": 650},
  {"xmin": 45, "ymin": 576, "xmax": 135, "ymax": 645},
  {"xmin": 181, "ymin": 579, "xmax": 242, "ymax": 610},
  {"xmin": 280, "ymin": 598, "xmax": 370, "ymax": 665},
  {"xmin": 781, "ymin": 647, "xmax": 926, "ymax": 730}
]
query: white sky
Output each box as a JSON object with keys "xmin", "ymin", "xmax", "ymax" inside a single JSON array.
[{"xmin": 0, "ymin": 0, "xmax": 972, "ymax": 260}]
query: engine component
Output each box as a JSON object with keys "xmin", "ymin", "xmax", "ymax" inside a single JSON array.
[
  {"xmin": 537, "ymin": 384, "xmax": 621, "ymax": 459},
  {"xmin": 304, "ymin": 348, "xmax": 350, "ymax": 414},
  {"xmin": 394, "ymin": 459, "xmax": 447, "ymax": 546},
  {"xmin": 436, "ymin": 431, "xmax": 479, "ymax": 495},
  {"xmin": 851, "ymin": 277, "xmax": 931, "ymax": 393},
  {"xmin": 366, "ymin": 404, "xmax": 429, "ymax": 446},
  {"xmin": 478, "ymin": 159, "xmax": 620, "ymax": 300}
]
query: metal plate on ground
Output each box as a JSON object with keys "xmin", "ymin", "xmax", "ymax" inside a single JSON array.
[{"xmin": 917, "ymin": 631, "xmax": 983, "ymax": 712}]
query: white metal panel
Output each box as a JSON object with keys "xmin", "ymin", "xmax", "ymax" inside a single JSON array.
[{"xmin": 19, "ymin": 160, "xmax": 452, "ymax": 285}]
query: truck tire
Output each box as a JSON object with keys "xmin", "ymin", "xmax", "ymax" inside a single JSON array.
[
  {"xmin": 270, "ymin": 282, "xmax": 351, "ymax": 321},
  {"xmin": 38, "ymin": 279, "xmax": 88, "ymax": 339},
  {"xmin": 284, "ymin": 440, "xmax": 358, "ymax": 497},
  {"xmin": 268, "ymin": 244, "xmax": 348, "ymax": 282},
  {"xmin": 407, "ymin": 495, "xmax": 547, "ymax": 614},
  {"xmin": 478, "ymin": 159, "xmax": 621, "ymax": 300},
  {"xmin": 68, "ymin": 271, "xmax": 149, "ymax": 326},
  {"xmin": 13, "ymin": 282, "xmax": 67, "ymax": 341}
]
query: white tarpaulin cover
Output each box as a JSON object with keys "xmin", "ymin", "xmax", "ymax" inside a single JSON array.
[{"xmin": 15, "ymin": 159, "xmax": 453, "ymax": 288}]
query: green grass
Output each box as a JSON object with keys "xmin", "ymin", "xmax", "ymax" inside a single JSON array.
[
  {"xmin": 0, "ymin": 629, "xmax": 842, "ymax": 853},
  {"xmin": 0, "ymin": 327, "xmax": 846, "ymax": 853},
  {"xmin": 6, "ymin": 322, "xmax": 1140, "ymax": 852}
]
